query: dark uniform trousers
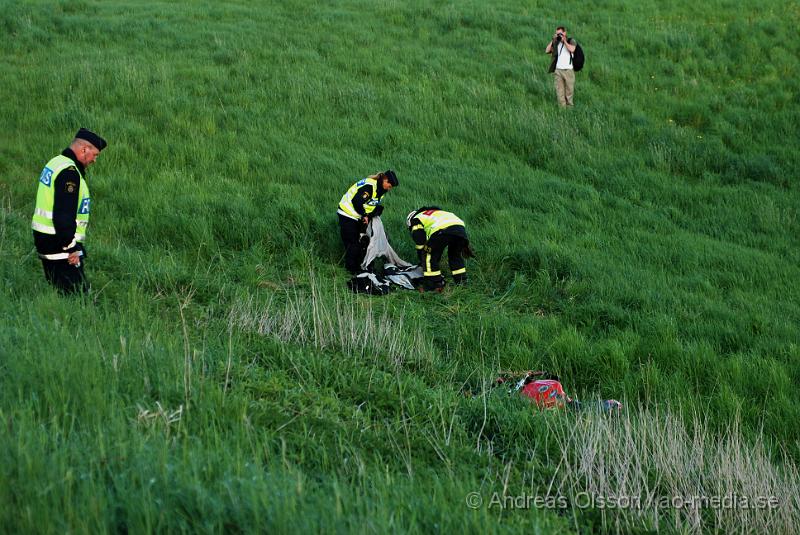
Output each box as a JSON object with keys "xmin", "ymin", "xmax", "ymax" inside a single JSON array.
[
  {"xmin": 338, "ymin": 214, "xmax": 368, "ymax": 274},
  {"xmin": 424, "ymin": 231, "xmax": 468, "ymax": 289},
  {"xmin": 41, "ymin": 258, "xmax": 89, "ymax": 295}
]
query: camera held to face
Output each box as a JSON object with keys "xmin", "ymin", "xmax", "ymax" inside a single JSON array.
[{"xmin": 556, "ymin": 32, "xmax": 564, "ymax": 42}]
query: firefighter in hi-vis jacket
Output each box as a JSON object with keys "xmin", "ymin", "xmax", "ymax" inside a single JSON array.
[
  {"xmin": 406, "ymin": 206, "xmax": 473, "ymax": 292},
  {"xmin": 337, "ymin": 170, "xmax": 398, "ymax": 273}
]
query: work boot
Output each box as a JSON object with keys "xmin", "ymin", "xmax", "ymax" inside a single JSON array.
[
  {"xmin": 423, "ymin": 276, "xmax": 445, "ymax": 293},
  {"xmin": 418, "ymin": 285, "xmax": 444, "ymax": 294}
]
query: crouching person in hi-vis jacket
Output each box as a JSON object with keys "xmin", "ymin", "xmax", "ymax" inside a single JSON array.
[
  {"xmin": 406, "ymin": 207, "xmax": 473, "ymax": 292},
  {"xmin": 337, "ymin": 170, "xmax": 398, "ymax": 273},
  {"xmin": 31, "ymin": 128, "xmax": 107, "ymax": 294}
]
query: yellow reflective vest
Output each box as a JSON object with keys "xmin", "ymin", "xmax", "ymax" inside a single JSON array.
[
  {"xmin": 31, "ymin": 154, "xmax": 90, "ymax": 249},
  {"xmin": 412, "ymin": 209, "xmax": 465, "ymax": 240},
  {"xmin": 337, "ymin": 177, "xmax": 382, "ymax": 220}
]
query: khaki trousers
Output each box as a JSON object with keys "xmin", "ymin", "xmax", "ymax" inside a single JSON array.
[{"xmin": 554, "ymin": 69, "xmax": 575, "ymax": 106}]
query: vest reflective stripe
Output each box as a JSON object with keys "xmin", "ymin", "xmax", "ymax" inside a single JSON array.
[
  {"xmin": 31, "ymin": 221, "xmax": 55, "ymax": 233},
  {"xmin": 75, "ymin": 179, "xmax": 90, "ymax": 242},
  {"xmin": 452, "ymin": 267, "xmax": 466, "ymax": 275},
  {"xmin": 75, "ymin": 219, "xmax": 88, "ymax": 241},
  {"xmin": 415, "ymin": 210, "xmax": 464, "ymax": 240},
  {"xmin": 338, "ymin": 178, "xmax": 380, "ymax": 219},
  {"xmin": 30, "ymin": 155, "xmax": 90, "ymax": 242}
]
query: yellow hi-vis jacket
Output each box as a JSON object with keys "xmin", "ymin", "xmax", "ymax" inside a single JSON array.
[
  {"xmin": 410, "ymin": 209, "xmax": 467, "ymax": 278},
  {"xmin": 337, "ymin": 177, "xmax": 382, "ymax": 220},
  {"xmin": 411, "ymin": 209, "xmax": 465, "ymax": 241},
  {"xmin": 31, "ymin": 154, "xmax": 90, "ymax": 259}
]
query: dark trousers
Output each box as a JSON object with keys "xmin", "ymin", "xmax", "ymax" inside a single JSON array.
[
  {"xmin": 41, "ymin": 258, "xmax": 89, "ymax": 295},
  {"xmin": 338, "ymin": 214, "xmax": 367, "ymax": 274},
  {"xmin": 423, "ymin": 232, "xmax": 468, "ymax": 289}
]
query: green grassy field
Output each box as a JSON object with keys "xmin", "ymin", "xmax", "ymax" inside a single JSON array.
[{"xmin": 1, "ymin": 0, "xmax": 799, "ymax": 532}]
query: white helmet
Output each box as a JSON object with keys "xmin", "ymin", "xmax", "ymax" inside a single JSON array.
[{"xmin": 406, "ymin": 210, "xmax": 418, "ymax": 228}]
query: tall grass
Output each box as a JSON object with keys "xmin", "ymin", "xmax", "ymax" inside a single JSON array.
[
  {"xmin": 229, "ymin": 271, "xmax": 435, "ymax": 365},
  {"xmin": 542, "ymin": 408, "xmax": 800, "ymax": 534}
]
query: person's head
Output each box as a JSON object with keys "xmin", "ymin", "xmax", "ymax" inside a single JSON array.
[
  {"xmin": 380, "ymin": 169, "xmax": 398, "ymax": 191},
  {"xmin": 406, "ymin": 209, "xmax": 419, "ymax": 228},
  {"xmin": 556, "ymin": 26, "xmax": 566, "ymax": 36},
  {"xmin": 70, "ymin": 128, "xmax": 107, "ymax": 167},
  {"xmin": 406, "ymin": 206, "xmax": 441, "ymax": 227}
]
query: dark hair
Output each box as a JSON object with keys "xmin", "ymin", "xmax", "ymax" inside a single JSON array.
[{"xmin": 556, "ymin": 26, "xmax": 566, "ymax": 32}]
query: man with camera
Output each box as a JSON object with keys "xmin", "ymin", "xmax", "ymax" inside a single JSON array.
[{"xmin": 545, "ymin": 26, "xmax": 577, "ymax": 107}]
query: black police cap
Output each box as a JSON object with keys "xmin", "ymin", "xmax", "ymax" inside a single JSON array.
[
  {"xmin": 75, "ymin": 128, "xmax": 107, "ymax": 151},
  {"xmin": 384, "ymin": 170, "xmax": 398, "ymax": 187}
]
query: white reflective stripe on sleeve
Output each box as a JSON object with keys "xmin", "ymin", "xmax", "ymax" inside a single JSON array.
[
  {"xmin": 38, "ymin": 250, "xmax": 84, "ymax": 261},
  {"xmin": 31, "ymin": 221, "xmax": 56, "ymax": 234},
  {"xmin": 38, "ymin": 252, "xmax": 71, "ymax": 260},
  {"xmin": 76, "ymin": 220, "xmax": 88, "ymax": 228},
  {"xmin": 34, "ymin": 207, "xmax": 54, "ymax": 218}
]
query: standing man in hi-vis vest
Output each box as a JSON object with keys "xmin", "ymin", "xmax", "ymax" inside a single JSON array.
[
  {"xmin": 406, "ymin": 206, "xmax": 474, "ymax": 292},
  {"xmin": 31, "ymin": 128, "xmax": 107, "ymax": 294},
  {"xmin": 337, "ymin": 170, "xmax": 398, "ymax": 273}
]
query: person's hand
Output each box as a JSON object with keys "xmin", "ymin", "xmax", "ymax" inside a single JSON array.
[
  {"xmin": 67, "ymin": 251, "xmax": 81, "ymax": 266},
  {"xmin": 361, "ymin": 216, "xmax": 369, "ymax": 225}
]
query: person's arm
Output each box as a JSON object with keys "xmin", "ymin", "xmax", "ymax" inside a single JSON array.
[
  {"xmin": 564, "ymin": 38, "xmax": 577, "ymax": 54},
  {"xmin": 350, "ymin": 184, "xmax": 374, "ymax": 223},
  {"xmin": 545, "ymin": 30, "xmax": 560, "ymax": 53},
  {"xmin": 409, "ymin": 218, "xmax": 427, "ymax": 263},
  {"xmin": 51, "ymin": 168, "xmax": 80, "ymax": 253}
]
